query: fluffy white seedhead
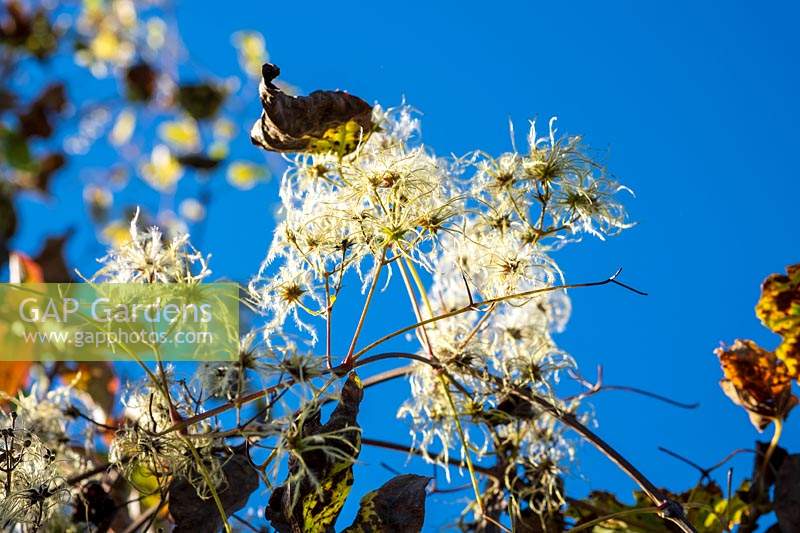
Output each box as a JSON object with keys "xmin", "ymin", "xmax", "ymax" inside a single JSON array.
[
  {"xmin": 246, "ymin": 102, "xmax": 634, "ymax": 517},
  {"xmin": 91, "ymin": 207, "xmax": 211, "ymax": 283},
  {"xmin": 0, "ymin": 412, "xmax": 70, "ymax": 527}
]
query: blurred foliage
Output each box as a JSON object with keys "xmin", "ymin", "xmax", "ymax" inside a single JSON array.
[{"xmin": 0, "ymin": 0, "xmax": 274, "ymax": 279}]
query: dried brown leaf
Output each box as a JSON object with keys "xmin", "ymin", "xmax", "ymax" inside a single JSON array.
[
  {"xmin": 342, "ymin": 474, "xmax": 430, "ymax": 533},
  {"xmin": 169, "ymin": 451, "xmax": 259, "ymax": 533},
  {"xmin": 716, "ymin": 340, "xmax": 798, "ymax": 431},
  {"xmin": 250, "ymin": 63, "xmax": 373, "ymax": 155},
  {"xmin": 266, "ymin": 373, "xmax": 363, "ymax": 533}
]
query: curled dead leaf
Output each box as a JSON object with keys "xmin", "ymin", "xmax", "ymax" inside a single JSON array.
[{"xmin": 250, "ymin": 63, "xmax": 373, "ymax": 155}]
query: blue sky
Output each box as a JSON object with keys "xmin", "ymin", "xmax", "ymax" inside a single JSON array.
[{"xmin": 13, "ymin": 0, "xmax": 800, "ymax": 530}]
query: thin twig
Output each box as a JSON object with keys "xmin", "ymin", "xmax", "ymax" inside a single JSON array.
[
  {"xmin": 724, "ymin": 468, "xmax": 733, "ymax": 532},
  {"xmin": 505, "ymin": 384, "xmax": 697, "ymax": 532},
  {"xmin": 343, "ymin": 248, "xmax": 388, "ymax": 365},
  {"xmin": 567, "ymin": 366, "xmax": 699, "ymax": 409},
  {"xmin": 757, "ymin": 418, "xmax": 783, "ymax": 492},
  {"xmin": 361, "ymin": 365, "xmax": 414, "ymax": 388},
  {"xmin": 361, "ymin": 437, "xmax": 496, "ymax": 478},
  {"xmin": 66, "ymin": 462, "xmax": 114, "ymax": 486},
  {"xmin": 324, "ymin": 274, "xmax": 332, "ymax": 369},
  {"xmin": 568, "ymin": 506, "xmax": 663, "ymax": 532},
  {"xmin": 351, "ymin": 269, "xmax": 644, "ymax": 363},
  {"xmin": 121, "ymin": 499, "xmax": 164, "ymax": 533},
  {"xmin": 658, "ymin": 447, "xmax": 708, "ymax": 478},
  {"xmin": 601, "ymin": 385, "xmax": 699, "ymax": 410},
  {"xmin": 656, "ymin": 446, "xmax": 752, "ymax": 484},
  {"xmin": 232, "ymin": 514, "xmax": 263, "ymax": 533}
]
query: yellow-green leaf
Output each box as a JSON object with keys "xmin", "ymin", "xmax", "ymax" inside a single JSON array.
[
  {"xmin": 227, "ymin": 161, "xmax": 268, "ymax": 190},
  {"xmin": 158, "ymin": 118, "xmax": 200, "ymax": 152},
  {"xmin": 233, "ymin": 31, "xmax": 268, "ymax": 78},
  {"xmin": 266, "ymin": 373, "xmax": 363, "ymax": 533}
]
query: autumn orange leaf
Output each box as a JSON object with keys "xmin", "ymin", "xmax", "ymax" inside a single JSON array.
[
  {"xmin": 0, "ymin": 251, "xmax": 42, "ymax": 395},
  {"xmin": 716, "ymin": 339, "xmax": 798, "ymax": 431}
]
